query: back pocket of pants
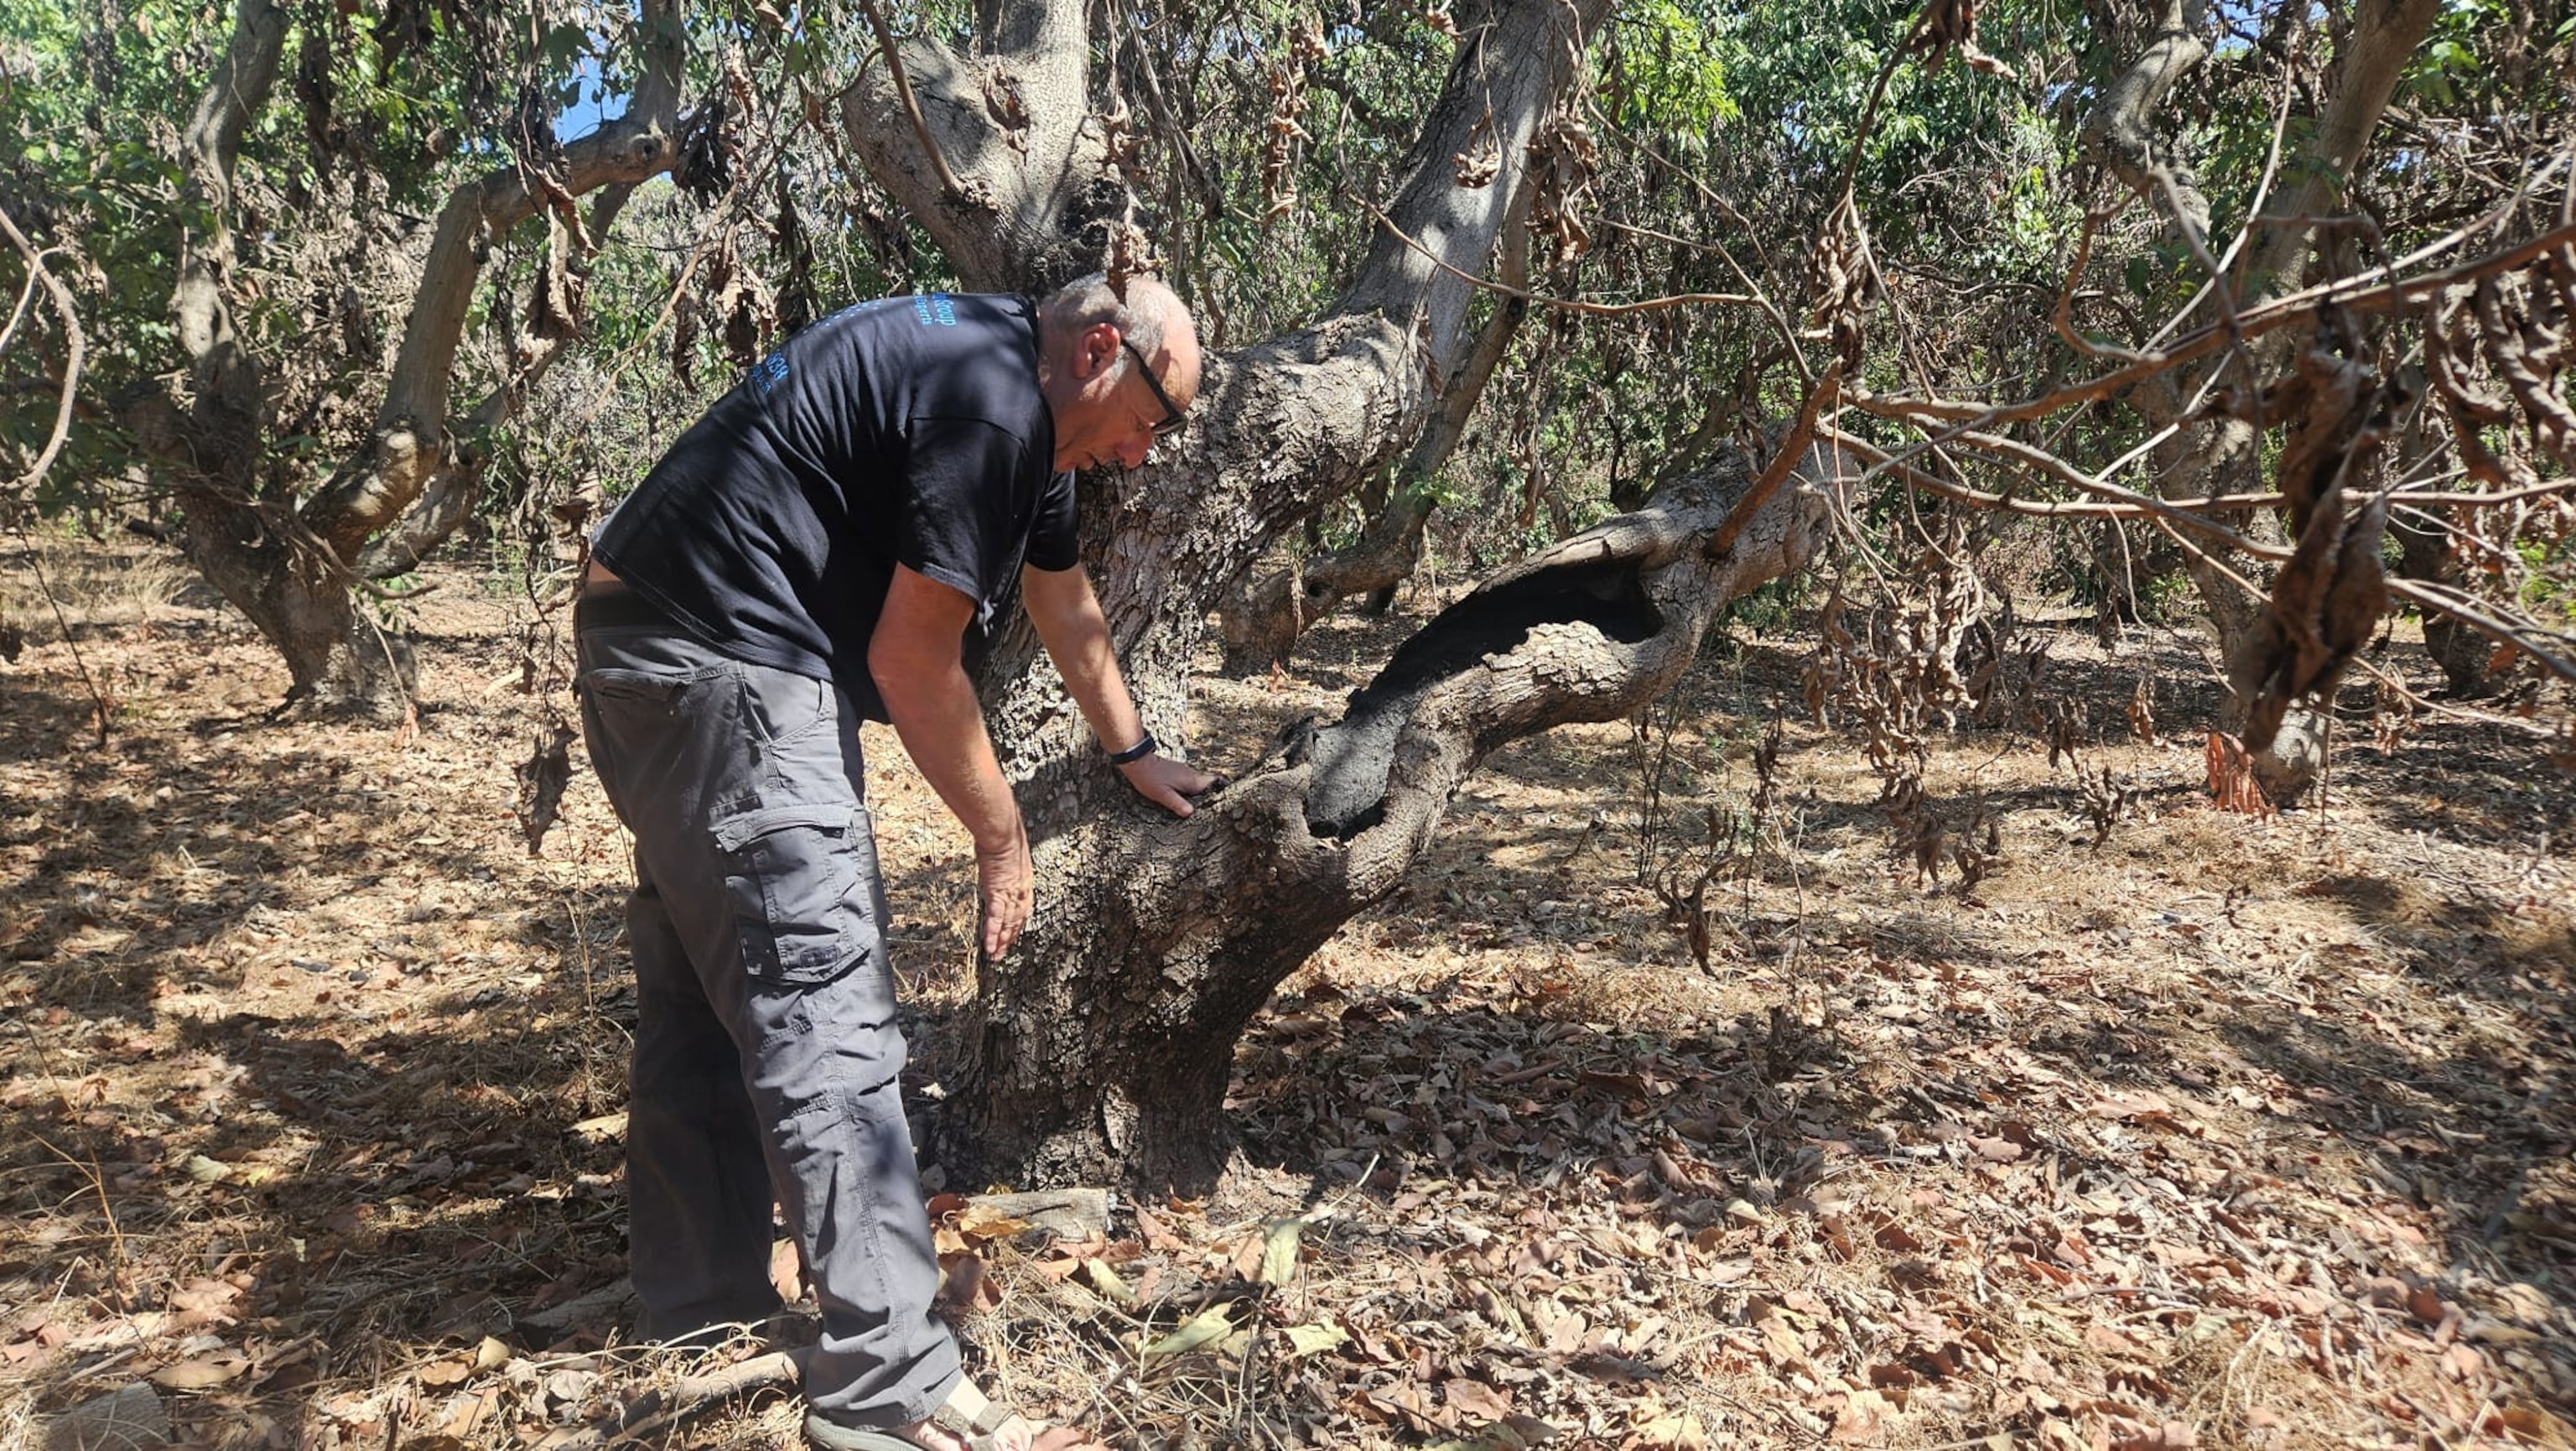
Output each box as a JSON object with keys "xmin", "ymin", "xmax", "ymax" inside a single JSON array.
[{"xmin": 711, "ymin": 803, "xmax": 868, "ymax": 984}]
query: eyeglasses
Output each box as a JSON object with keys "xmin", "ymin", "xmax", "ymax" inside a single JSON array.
[{"xmin": 1118, "ymin": 337, "xmax": 1188, "ymax": 438}]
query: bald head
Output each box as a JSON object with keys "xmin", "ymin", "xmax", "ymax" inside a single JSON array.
[
  {"xmin": 1041, "ymin": 273, "xmax": 1201, "ymax": 393},
  {"xmin": 1036, "ymin": 273, "xmax": 1204, "ymax": 471}
]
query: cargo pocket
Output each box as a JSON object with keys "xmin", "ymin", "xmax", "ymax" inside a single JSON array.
[{"xmin": 711, "ymin": 802, "xmax": 870, "ymax": 985}]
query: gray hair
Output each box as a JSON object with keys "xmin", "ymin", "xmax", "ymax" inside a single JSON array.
[{"xmin": 1040, "ymin": 272, "xmax": 1177, "ymax": 360}]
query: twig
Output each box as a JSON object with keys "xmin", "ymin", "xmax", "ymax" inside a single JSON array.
[
  {"xmin": 546, "ymin": 1348, "xmax": 810, "ymax": 1451},
  {"xmin": 2385, "ymin": 576, "xmax": 2576, "ymax": 689},
  {"xmin": 1851, "ymin": 216, "xmax": 2576, "ymax": 427},
  {"xmin": 0, "ymin": 251, "xmax": 39, "ymax": 361},
  {"xmin": 1819, "ymin": 424, "xmax": 2291, "ymax": 564},
  {"xmin": 1707, "ymin": 361, "xmax": 1843, "ymax": 560},
  {"xmin": 7, "ymin": 520, "xmax": 116, "ymax": 747},
  {"xmin": 1360, "ymin": 200, "xmax": 1755, "ymax": 316},
  {"xmin": 855, "ymin": 0, "xmax": 971, "ymax": 203}
]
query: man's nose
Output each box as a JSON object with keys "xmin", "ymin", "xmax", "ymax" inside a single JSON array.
[{"xmin": 1117, "ymin": 432, "xmax": 1153, "ymax": 468}]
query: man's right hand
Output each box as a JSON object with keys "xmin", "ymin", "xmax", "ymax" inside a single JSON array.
[
  {"xmin": 872, "ymin": 565, "xmax": 1041, "ymax": 964},
  {"xmin": 976, "ymin": 820, "xmax": 1034, "ymax": 959}
]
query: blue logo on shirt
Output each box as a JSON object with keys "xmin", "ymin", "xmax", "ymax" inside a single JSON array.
[
  {"xmin": 912, "ymin": 292, "xmax": 958, "ymax": 327},
  {"xmin": 751, "ymin": 352, "xmax": 791, "ymax": 396}
]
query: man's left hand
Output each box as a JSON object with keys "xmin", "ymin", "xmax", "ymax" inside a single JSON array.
[{"xmin": 1119, "ymin": 754, "xmax": 1219, "ymax": 817}]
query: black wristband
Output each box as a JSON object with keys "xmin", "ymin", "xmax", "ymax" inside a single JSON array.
[{"xmin": 1107, "ymin": 731, "xmax": 1158, "ymax": 766}]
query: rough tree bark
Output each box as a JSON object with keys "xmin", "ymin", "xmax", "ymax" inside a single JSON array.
[
  {"xmin": 1217, "ymin": 201, "xmax": 1536, "ymax": 673},
  {"xmin": 972, "ymin": 441, "xmax": 1850, "ymax": 1191},
  {"xmin": 128, "ymin": 0, "xmax": 687, "ymax": 718},
  {"xmin": 841, "ymin": 0, "xmax": 1680, "ymax": 1186},
  {"xmin": 2089, "ymin": 0, "xmax": 2440, "ymax": 801}
]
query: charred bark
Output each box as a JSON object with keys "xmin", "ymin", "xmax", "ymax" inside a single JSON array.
[{"xmin": 950, "ymin": 440, "xmax": 1849, "ymax": 1193}]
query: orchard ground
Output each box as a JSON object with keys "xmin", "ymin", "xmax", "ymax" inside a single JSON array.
[{"xmin": 3, "ymin": 537, "xmax": 2572, "ymax": 1450}]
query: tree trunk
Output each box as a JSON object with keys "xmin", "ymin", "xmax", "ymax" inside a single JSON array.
[
  {"xmin": 1217, "ymin": 205, "xmax": 1536, "ymax": 673},
  {"xmin": 132, "ymin": 0, "xmax": 688, "ymax": 720},
  {"xmin": 836, "ymin": 0, "xmax": 1638, "ymax": 1188},
  {"xmin": 2092, "ymin": 0, "xmax": 2439, "ymax": 803},
  {"xmin": 2392, "ymin": 500, "xmax": 2498, "ymax": 699},
  {"xmin": 953, "ymin": 441, "xmax": 1852, "ymax": 1192}
]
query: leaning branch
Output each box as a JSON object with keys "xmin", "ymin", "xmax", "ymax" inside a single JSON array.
[
  {"xmin": 0, "ymin": 205, "xmax": 83, "ymax": 497},
  {"xmin": 2386, "ymin": 577, "xmax": 2576, "ymax": 690},
  {"xmin": 1707, "ymin": 361, "xmax": 1843, "ymax": 561}
]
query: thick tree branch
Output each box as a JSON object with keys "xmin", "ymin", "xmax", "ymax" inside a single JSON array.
[
  {"xmin": 173, "ymin": 0, "xmax": 288, "ymax": 436},
  {"xmin": 303, "ymin": 0, "xmax": 691, "ymax": 559},
  {"xmin": 2082, "ymin": 0, "xmax": 2212, "ymax": 242}
]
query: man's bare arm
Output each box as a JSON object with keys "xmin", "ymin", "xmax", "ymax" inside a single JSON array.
[
  {"xmin": 1021, "ymin": 563, "xmax": 1216, "ymax": 817},
  {"xmin": 870, "ymin": 564, "xmax": 1031, "ymax": 958}
]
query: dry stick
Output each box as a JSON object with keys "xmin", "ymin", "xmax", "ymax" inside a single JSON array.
[
  {"xmin": 1706, "ymin": 361, "xmax": 1843, "ymax": 561},
  {"xmin": 1359, "ymin": 200, "xmax": 1755, "ymax": 316},
  {"xmin": 548, "ymin": 1348, "xmax": 810, "ymax": 1451},
  {"xmin": 2052, "ymin": 207, "xmax": 2148, "ymax": 361},
  {"xmin": 2386, "ymin": 576, "xmax": 2576, "ymax": 689},
  {"xmin": 0, "ymin": 208, "xmax": 114, "ymax": 745},
  {"xmin": 1820, "ymin": 424, "xmax": 2292, "ymax": 561},
  {"xmin": 855, "ymin": 0, "xmax": 971, "ymax": 202},
  {"xmin": 0, "ymin": 253, "xmax": 38, "ymax": 361},
  {"xmin": 8, "ymin": 524, "xmax": 115, "ymax": 747}
]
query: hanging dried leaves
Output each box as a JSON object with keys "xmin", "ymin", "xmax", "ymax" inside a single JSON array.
[
  {"xmin": 674, "ymin": 94, "xmax": 735, "ymax": 207},
  {"xmin": 772, "ymin": 172, "xmax": 817, "ymax": 336},
  {"xmin": 1527, "ymin": 104, "xmax": 1600, "ymax": 268},
  {"xmin": 1807, "ymin": 206, "xmax": 1871, "ymax": 373},
  {"xmin": 513, "ymin": 719, "xmax": 575, "ymax": 855},
  {"xmin": 1907, "ymin": 0, "xmax": 2013, "ymax": 76},
  {"xmin": 1259, "ymin": 22, "xmax": 1325, "ymax": 222},
  {"xmin": 1103, "ymin": 219, "xmax": 1164, "ymax": 295},
  {"xmin": 1454, "ymin": 112, "xmax": 1501, "ymax": 189},
  {"xmin": 527, "ymin": 203, "xmax": 591, "ymax": 344}
]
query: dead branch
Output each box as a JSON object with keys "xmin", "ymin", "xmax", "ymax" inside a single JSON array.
[
  {"xmin": 855, "ymin": 0, "xmax": 971, "ymax": 202},
  {"xmin": 546, "ymin": 1349, "xmax": 810, "ymax": 1451},
  {"xmin": 2386, "ymin": 576, "xmax": 2576, "ymax": 690},
  {"xmin": 1849, "ymin": 216, "xmax": 2576, "ymax": 428},
  {"xmin": 1708, "ymin": 361, "xmax": 1843, "ymax": 561}
]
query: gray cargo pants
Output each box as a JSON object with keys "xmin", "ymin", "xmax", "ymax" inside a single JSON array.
[{"xmin": 574, "ymin": 592, "xmax": 960, "ymax": 1432}]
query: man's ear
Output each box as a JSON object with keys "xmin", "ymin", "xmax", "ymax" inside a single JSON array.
[{"xmin": 1075, "ymin": 322, "xmax": 1119, "ymax": 382}]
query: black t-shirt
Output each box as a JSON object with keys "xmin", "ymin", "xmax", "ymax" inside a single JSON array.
[{"xmin": 593, "ymin": 292, "xmax": 1079, "ymax": 720}]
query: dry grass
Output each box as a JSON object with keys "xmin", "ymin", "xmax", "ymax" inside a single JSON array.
[{"xmin": 3, "ymin": 543, "xmax": 2573, "ymax": 1451}]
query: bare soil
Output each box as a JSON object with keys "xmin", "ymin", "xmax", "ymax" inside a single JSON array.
[{"xmin": 3, "ymin": 540, "xmax": 2573, "ymax": 1451}]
